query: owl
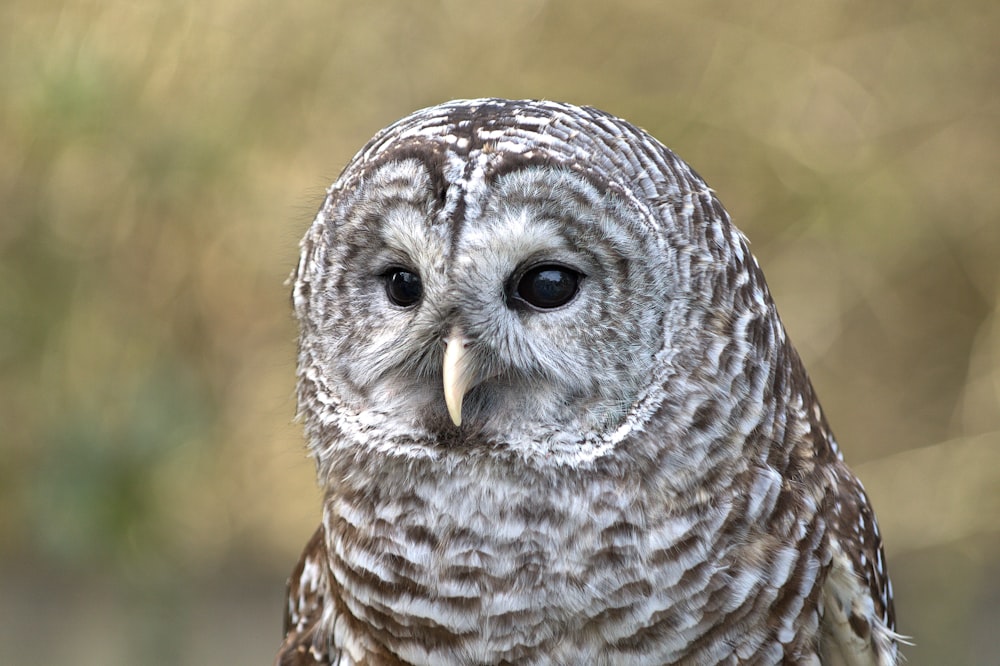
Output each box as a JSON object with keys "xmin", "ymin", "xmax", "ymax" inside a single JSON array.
[{"xmin": 276, "ymin": 99, "xmax": 901, "ymax": 665}]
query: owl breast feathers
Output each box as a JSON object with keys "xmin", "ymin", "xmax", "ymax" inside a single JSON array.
[{"xmin": 276, "ymin": 99, "xmax": 901, "ymax": 665}]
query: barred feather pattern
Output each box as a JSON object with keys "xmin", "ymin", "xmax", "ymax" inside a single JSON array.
[{"xmin": 275, "ymin": 99, "xmax": 900, "ymax": 665}]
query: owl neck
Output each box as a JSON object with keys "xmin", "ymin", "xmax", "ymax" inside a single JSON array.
[
  {"xmin": 319, "ymin": 448, "xmax": 651, "ymax": 661},
  {"xmin": 314, "ymin": 413, "xmax": 825, "ymax": 663}
]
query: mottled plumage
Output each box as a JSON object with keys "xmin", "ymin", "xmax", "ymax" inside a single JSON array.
[{"xmin": 276, "ymin": 99, "xmax": 900, "ymax": 665}]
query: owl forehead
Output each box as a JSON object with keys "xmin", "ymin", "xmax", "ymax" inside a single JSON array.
[
  {"xmin": 354, "ymin": 139, "xmax": 619, "ymax": 242},
  {"xmin": 336, "ymin": 99, "xmax": 662, "ymax": 222},
  {"xmin": 357, "ymin": 98, "xmax": 624, "ymax": 171},
  {"xmin": 350, "ymin": 157, "xmax": 615, "ymax": 282}
]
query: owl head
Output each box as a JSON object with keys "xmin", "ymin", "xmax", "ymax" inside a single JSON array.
[{"xmin": 293, "ymin": 99, "xmax": 777, "ymax": 466}]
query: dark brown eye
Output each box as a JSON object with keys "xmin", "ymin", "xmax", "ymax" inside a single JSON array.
[
  {"xmin": 385, "ymin": 269, "xmax": 422, "ymax": 307},
  {"xmin": 514, "ymin": 265, "xmax": 581, "ymax": 310}
]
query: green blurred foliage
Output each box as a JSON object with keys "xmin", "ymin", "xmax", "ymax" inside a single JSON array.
[{"xmin": 1, "ymin": 1, "xmax": 998, "ymax": 664}]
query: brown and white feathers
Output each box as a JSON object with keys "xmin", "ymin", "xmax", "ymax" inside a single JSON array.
[{"xmin": 276, "ymin": 99, "xmax": 901, "ymax": 665}]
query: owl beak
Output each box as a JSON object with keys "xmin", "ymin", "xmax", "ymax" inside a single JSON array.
[{"xmin": 443, "ymin": 330, "xmax": 474, "ymax": 427}]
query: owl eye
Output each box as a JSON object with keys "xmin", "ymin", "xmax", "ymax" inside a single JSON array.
[
  {"xmin": 513, "ymin": 264, "xmax": 581, "ymax": 310},
  {"xmin": 384, "ymin": 268, "xmax": 423, "ymax": 307}
]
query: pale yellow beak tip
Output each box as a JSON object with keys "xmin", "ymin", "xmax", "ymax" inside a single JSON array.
[{"xmin": 447, "ymin": 400, "xmax": 463, "ymax": 427}]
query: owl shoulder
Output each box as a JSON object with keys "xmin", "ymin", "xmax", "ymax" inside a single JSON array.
[
  {"xmin": 818, "ymin": 466, "xmax": 904, "ymax": 665},
  {"xmin": 275, "ymin": 525, "xmax": 338, "ymax": 666}
]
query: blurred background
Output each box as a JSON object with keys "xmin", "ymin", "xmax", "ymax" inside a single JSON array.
[{"xmin": 1, "ymin": 1, "xmax": 998, "ymax": 663}]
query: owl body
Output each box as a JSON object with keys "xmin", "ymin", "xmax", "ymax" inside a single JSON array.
[{"xmin": 277, "ymin": 99, "xmax": 899, "ymax": 665}]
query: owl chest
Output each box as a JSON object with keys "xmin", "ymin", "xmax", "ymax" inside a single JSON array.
[{"xmin": 322, "ymin": 467, "xmax": 790, "ymax": 664}]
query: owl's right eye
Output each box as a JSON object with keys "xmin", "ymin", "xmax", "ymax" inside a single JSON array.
[{"xmin": 384, "ymin": 268, "xmax": 423, "ymax": 307}]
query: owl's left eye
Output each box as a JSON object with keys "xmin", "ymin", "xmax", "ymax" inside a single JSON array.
[
  {"xmin": 512, "ymin": 264, "xmax": 582, "ymax": 310},
  {"xmin": 384, "ymin": 268, "xmax": 423, "ymax": 307}
]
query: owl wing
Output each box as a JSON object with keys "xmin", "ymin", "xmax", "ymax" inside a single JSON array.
[
  {"xmin": 275, "ymin": 525, "xmax": 339, "ymax": 666},
  {"xmin": 819, "ymin": 467, "xmax": 902, "ymax": 666}
]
